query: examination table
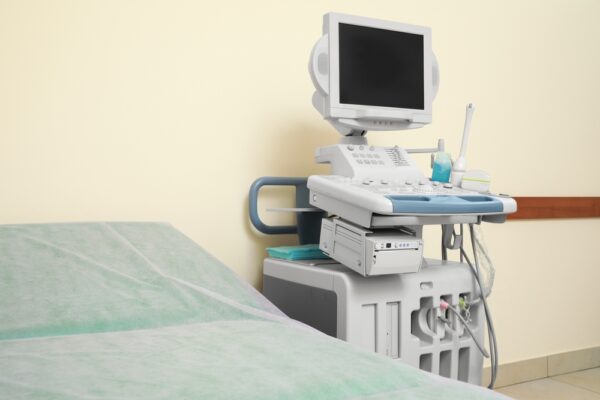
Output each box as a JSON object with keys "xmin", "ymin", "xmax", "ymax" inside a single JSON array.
[{"xmin": 0, "ymin": 222, "xmax": 510, "ymax": 399}]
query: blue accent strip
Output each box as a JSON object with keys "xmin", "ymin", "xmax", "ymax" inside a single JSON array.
[{"xmin": 385, "ymin": 195, "xmax": 503, "ymax": 214}]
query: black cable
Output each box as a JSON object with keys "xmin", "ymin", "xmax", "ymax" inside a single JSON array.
[
  {"xmin": 441, "ymin": 225, "xmax": 447, "ymax": 261},
  {"xmin": 459, "ymin": 224, "xmax": 464, "ymax": 263}
]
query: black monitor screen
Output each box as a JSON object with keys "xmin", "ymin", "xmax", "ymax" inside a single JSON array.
[{"xmin": 338, "ymin": 23, "xmax": 424, "ymax": 110}]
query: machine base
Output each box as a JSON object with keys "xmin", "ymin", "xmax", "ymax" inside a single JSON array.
[{"xmin": 263, "ymin": 257, "xmax": 485, "ymax": 385}]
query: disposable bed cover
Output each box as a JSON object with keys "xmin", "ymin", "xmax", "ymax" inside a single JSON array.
[{"xmin": 0, "ymin": 222, "xmax": 510, "ymax": 400}]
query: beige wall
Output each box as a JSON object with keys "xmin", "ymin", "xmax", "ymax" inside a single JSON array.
[{"xmin": 1, "ymin": 0, "xmax": 599, "ymax": 365}]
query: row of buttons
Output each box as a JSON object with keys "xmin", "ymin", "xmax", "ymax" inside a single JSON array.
[
  {"xmin": 352, "ymin": 153, "xmax": 380, "ymax": 159},
  {"xmin": 385, "ymin": 149, "xmax": 410, "ymax": 167},
  {"xmin": 347, "ymin": 145, "xmax": 375, "ymax": 151},
  {"xmin": 361, "ymin": 179, "xmax": 453, "ymax": 187},
  {"xmin": 375, "ymin": 242, "xmax": 414, "ymax": 250},
  {"xmin": 357, "ymin": 160, "xmax": 384, "ymax": 165}
]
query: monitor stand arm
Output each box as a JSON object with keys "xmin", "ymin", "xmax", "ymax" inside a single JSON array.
[{"xmin": 339, "ymin": 132, "xmax": 368, "ymax": 145}]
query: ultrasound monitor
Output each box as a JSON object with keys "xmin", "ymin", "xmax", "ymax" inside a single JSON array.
[{"xmin": 309, "ymin": 13, "xmax": 438, "ymax": 136}]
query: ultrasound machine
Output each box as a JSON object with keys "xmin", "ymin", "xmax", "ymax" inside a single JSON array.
[{"xmin": 251, "ymin": 12, "xmax": 516, "ymax": 388}]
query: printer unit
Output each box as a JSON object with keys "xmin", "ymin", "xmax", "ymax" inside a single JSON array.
[{"xmin": 320, "ymin": 217, "xmax": 423, "ymax": 276}]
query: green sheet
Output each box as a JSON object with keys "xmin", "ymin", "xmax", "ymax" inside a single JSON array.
[{"xmin": 0, "ymin": 222, "xmax": 510, "ymax": 399}]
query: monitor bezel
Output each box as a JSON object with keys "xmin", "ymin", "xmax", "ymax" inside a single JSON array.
[{"xmin": 325, "ymin": 13, "xmax": 433, "ymax": 122}]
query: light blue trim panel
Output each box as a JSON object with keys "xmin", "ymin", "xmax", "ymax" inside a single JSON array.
[{"xmin": 385, "ymin": 195, "xmax": 503, "ymax": 214}]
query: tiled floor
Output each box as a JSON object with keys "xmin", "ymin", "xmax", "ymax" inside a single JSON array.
[{"xmin": 497, "ymin": 367, "xmax": 600, "ymax": 399}]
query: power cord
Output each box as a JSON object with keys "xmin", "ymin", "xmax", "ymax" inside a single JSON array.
[
  {"xmin": 460, "ymin": 224, "xmax": 498, "ymax": 389},
  {"xmin": 439, "ymin": 222, "xmax": 499, "ymax": 388},
  {"xmin": 439, "ymin": 299, "xmax": 489, "ymax": 358}
]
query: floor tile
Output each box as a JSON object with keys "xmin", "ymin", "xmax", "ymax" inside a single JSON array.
[
  {"xmin": 497, "ymin": 378, "xmax": 600, "ymax": 400},
  {"xmin": 552, "ymin": 367, "xmax": 600, "ymax": 394}
]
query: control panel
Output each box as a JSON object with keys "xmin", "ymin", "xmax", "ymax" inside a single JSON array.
[
  {"xmin": 308, "ymin": 173, "xmax": 517, "ymax": 226},
  {"xmin": 374, "ymin": 240, "xmax": 420, "ymax": 250},
  {"xmin": 314, "ymin": 144, "xmax": 422, "ymax": 181},
  {"xmin": 342, "ymin": 145, "xmax": 411, "ymax": 168},
  {"xmin": 307, "ymin": 145, "xmax": 517, "ymax": 227},
  {"xmin": 317, "ymin": 175, "xmax": 470, "ymax": 196}
]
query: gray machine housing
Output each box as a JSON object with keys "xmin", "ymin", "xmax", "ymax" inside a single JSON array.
[
  {"xmin": 319, "ymin": 217, "xmax": 423, "ymax": 276},
  {"xmin": 263, "ymin": 258, "xmax": 484, "ymax": 385}
]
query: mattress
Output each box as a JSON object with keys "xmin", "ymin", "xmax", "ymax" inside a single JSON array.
[{"xmin": 0, "ymin": 222, "xmax": 510, "ymax": 399}]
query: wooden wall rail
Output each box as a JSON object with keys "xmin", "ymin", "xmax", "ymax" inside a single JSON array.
[{"xmin": 508, "ymin": 197, "xmax": 600, "ymax": 220}]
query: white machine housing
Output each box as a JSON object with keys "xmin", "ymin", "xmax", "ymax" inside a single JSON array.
[
  {"xmin": 263, "ymin": 258, "xmax": 485, "ymax": 385},
  {"xmin": 320, "ymin": 218, "xmax": 423, "ymax": 276},
  {"xmin": 309, "ymin": 13, "xmax": 439, "ymax": 136}
]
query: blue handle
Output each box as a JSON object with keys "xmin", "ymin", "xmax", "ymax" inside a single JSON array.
[
  {"xmin": 249, "ymin": 177, "xmax": 309, "ymax": 235},
  {"xmin": 386, "ymin": 195, "xmax": 503, "ymax": 214}
]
